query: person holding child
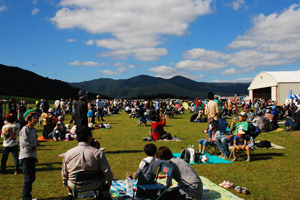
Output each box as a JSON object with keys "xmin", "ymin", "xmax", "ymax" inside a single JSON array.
[
  {"xmin": 19, "ymin": 109, "xmax": 39, "ymax": 200},
  {"xmin": 232, "ymin": 127, "xmax": 251, "ymax": 162},
  {"xmin": 134, "ymin": 143, "xmax": 162, "ymax": 199},
  {"xmin": 1, "ymin": 113, "xmax": 20, "ymax": 174},
  {"xmin": 198, "ymin": 122, "xmax": 221, "ymax": 155}
]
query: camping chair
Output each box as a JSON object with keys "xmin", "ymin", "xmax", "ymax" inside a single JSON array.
[
  {"xmin": 205, "ymin": 142, "xmax": 221, "ymax": 155},
  {"xmin": 72, "ymin": 171, "xmax": 105, "ymax": 199},
  {"xmin": 138, "ymin": 162, "xmax": 174, "ymax": 200},
  {"xmin": 229, "ymin": 137, "xmax": 255, "ymax": 160}
]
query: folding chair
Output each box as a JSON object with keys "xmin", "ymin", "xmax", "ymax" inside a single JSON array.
[
  {"xmin": 229, "ymin": 137, "xmax": 255, "ymax": 160},
  {"xmin": 205, "ymin": 142, "xmax": 221, "ymax": 155},
  {"xmin": 72, "ymin": 171, "xmax": 105, "ymax": 199},
  {"xmin": 138, "ymin": 162, "xmax": 174, "ymax": 200}
]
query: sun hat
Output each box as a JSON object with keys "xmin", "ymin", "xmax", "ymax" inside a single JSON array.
[
  {"xmin": 78, "ymin": 90, "xmax": 88, "ymax": 100},
  {"xmin": 58, "ymin": 116, "xmax": 64, "ymax": 121},
  {"xmin": 23, "ymin": 109, "xmax": 36, "ymax": 121},
  {"xmin": 237, "ymin": 127, "xmax": 245, "ymax": 134}
]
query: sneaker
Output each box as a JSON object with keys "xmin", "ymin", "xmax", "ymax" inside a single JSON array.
[
  {"xmin": 235, "ymin": 186, "xmax": 242, "ymax": 193},
  {"xmin": 219, "ymin": 180, "xmax": 228, "ymax": 187},
  {"xmin": 222, "ymin": 156, "xmax": 229, "ymax": 159},
  {"xmin": 246, "ymin": 157, "xmax": 251, "ymax": 162},
  {"xmin": 232, "ymin": 157, "xmax": 237, "ymax": 162},
  {"xmin": 224, "ymin": 182, "xmax": 234, "ymax": 188},
  {"xmin": 242, "ymin": 187, "xmax": 250, "ymax": 194},
  {"xmin": 14, "ymin": 170, "xmax": 18, "ymax": 175},
  {"xmin": 218, "ymin": 153, "xmax": 224, "ymax": 158}
]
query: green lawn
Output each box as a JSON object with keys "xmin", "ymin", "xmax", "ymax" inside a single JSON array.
[{"xmin": 1, "ymin": 111, "xmax": 300, "ymax": 199}]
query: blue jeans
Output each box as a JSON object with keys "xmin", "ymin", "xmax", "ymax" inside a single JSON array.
[
  {"xmin": 21, "ymin": 158, "xmax": 36, "ymax": 200},
  {"xmin": 285, "ymin": 118, "xmax": 300, "ymax": 130},
  {"xmin": 198, "ymin": 139, "xmax": 212, "ymax": 147},
  {"xmin": 48, "ymin": 131, "xmax": 61, "ymax": 140},
  {"xmin": 215, "ymin": 135, "xmax": 233, "ymax": 157},
  {"xmin": 1, "ymin": 145, "xmax": 19, "ymax": 172}
]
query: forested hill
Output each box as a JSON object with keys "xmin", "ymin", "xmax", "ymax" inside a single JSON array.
[
  {"xmin": 0, "ymin": 64, "xmax": 103, "ymax": 99},
  {"xmin": 69, "ymin": 75, "xmax": 250, "ymax": 99}
]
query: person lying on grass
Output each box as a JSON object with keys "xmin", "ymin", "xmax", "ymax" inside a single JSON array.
[{"xmin": 232, "ymin": 127, "xmax": 251, "ymax": 162}]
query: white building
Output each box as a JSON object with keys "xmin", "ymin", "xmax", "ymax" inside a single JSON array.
[{"xmin": 248, "ymin": 71, "xmax": 300, "ymax": 105}]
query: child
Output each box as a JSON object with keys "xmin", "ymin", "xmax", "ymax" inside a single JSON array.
[
  {"xmin": 198, "ymin": 122, "xmax": 221, "ymax": 154},
  {"xmin": 48, "ymin": 122, "xmax": 63, "ymax": 141},
  {"xmin": 134, "ymin": 143, "xmax": 162, "ymax": 199},
  {"xmin": 136, "ymin": 104, "xmax": 147, "ymax": 127},
  {"xmin": 19, "ymin": 109, "xmax": 39, "ymax": 200},
  {"xmin": 232, "ymin": 127, "xmax": 251, "ymax": 162},
  {"xmin": 87, "ymin": 105, "xmax": 94, "ymax": 125},
  {"xmin": 65, "ymin": 125, "xmax": 77, "ymax": 141},
  {"xmin": 1, "ymin": 113, "xmax": 20, "ymax": 174}
]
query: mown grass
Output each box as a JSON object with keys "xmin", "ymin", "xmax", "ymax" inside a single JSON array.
[{"xmin": 1, "ymin": 110, "xmax": 300, "ymax": 199}]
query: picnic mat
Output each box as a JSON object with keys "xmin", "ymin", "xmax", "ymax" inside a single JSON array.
[
  {"xmin": 143, "ymin": 137, "xmax": 182, "ymax": 141},
  {"xmin": 172, "ymin": 153, "xmax": 232, "ymax": 164},
  {"xmin": 110, "ymin": 176, "xmax": 243, "ymax": 200},
  {"xmin": 261, "ymin": 127, "xmax": 285, "ymax": 134}
]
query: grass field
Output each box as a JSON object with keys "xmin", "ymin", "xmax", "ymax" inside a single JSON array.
[{"xmin": 1, "ymin": 109, "xmax": 300, "ymax": 200}]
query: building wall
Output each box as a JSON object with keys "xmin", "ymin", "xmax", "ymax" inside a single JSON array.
[{"xmin": 278, "ymin": 83, "xmax": 300, "ymax": 105}]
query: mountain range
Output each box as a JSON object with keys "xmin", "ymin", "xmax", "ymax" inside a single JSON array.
[
  {"xmin": 0, "ymin": 64, "xmax": 250, "ymax": 100},
  {"xmin": 69, "ymin": 75, "xmax": 250, "ymax": 99}
]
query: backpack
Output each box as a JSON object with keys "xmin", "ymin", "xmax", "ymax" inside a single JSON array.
[
  {"xmin": 137, "ymin": 158, "xmax": 156, "ymax": 185},
  {"xmin": 180, "ymin": 148, "xmax": 190, "ymax": 163},
  {"xmin": 256, "ymin": 140, "xmax": 272, "ymax": 148}
]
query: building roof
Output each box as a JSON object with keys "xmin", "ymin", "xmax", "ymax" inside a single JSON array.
[{"xmin": 248, "ymin": 71, "xmax": 300, "ymax": 90}]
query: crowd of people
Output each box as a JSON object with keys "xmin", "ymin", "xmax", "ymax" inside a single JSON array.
[{"xmin": 1, "ymin": 91, "xmax": 300, "ymax": 200}]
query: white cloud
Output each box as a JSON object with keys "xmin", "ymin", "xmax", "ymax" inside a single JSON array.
[
  {"xmin": 85, "ymin": 39, "xmax": 94, "ymax": 45},
  {"xmin": 230, "ymin": 0, "xmax": 245, "ymax": 11},
  {"xmin": 211, "ymin": 77, "xmax": 253, "ymax": 83},
  {"xmin": 32, "ymin": 0, "xmax": 38, "ymax": 4},
  {"xmin": 99, "ymin": 66, "xmax": 128, "ymax": 75},
  {"xmin": 183, "ymin": 48, "xmax": 229, "ymax": 61},
  {"xmin": 0, "ymin": 5, "xmax": 7, "ymax": 12},
  {"xmin": 98, "ymin": 48, "xmax": 168, "ymax": 61},
  {"xmin": 68, "ymin": 61, "xmax": 106, "ymax": 67},
  {"xmin": 66, "ymin": 38, "xmax": 77, "ymax": 42},
  {"xmin": 221, "ymin": 66, "xmax": 255, "ymax": 75},
  {"xmin": 148, "ymin": 65, "xmax": 178, "ymax": 75},
  {"xmin": 51, "ymin": 0, "xmax": 214, "ymax": 60},
  {"xmin": 175, "ymin": 60, "xmax": 227, "ymax": 71},
  {"xmin": 32, "ymin": 7, "xmax": 39, "ymax": 15}
]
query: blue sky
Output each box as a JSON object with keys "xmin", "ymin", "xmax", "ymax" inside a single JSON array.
[{"xmin": 1, "ymin": 0, "xmax": 300, "ymax": 83}]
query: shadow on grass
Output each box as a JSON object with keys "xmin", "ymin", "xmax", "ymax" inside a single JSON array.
[
  {"xmin": 253, "ymin": 152, "xmax": 285, "ymax": 161},
  {"xmin": 38, "ymin": 197, "xmax": 66, "ymax": 200},
  {"xmin": 105, "ymin": 150, "xmax": 143, "ymax": 154}
]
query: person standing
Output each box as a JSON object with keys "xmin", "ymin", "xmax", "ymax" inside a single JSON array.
[
  {"xmin": 19, "ymin": 109, "xmax": 39, "ymax": 200},
  {"xmin": 205, "ymin": 92, "xmax": 220, "ymax": 123},
  {"xmin": 96, "ymin": 95, "xmax": 105, "ymax": 121},
  {"xmin": 74, "ymin": 90, "xmax": 88, "ymax": 127}
]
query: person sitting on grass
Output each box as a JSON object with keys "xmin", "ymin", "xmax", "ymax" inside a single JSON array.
[
  {"xmin": 232, "ymin": 127, "xmax": 251, "ymax": 162},
  {"xmin": 198, "ymin": 122, "xmax": 221, "ymax": 155},
  {"xmin": 284, "ymin": 106, "xmax": 300, "ymax": 131},
  {"xmin": 134, "ymin": 143, "xmax": 162, "ymax": 200},
  {"xmin": 156, "ymin": 146, "xmax": 203, "ymax": 200},
  {"xmin": 136, "ymin": 104, "xmax": 147, "ymax": 127},
  {"xmin": 48, "ymin": 122, "xmax": 63, "ymax": 141},
  {"xmin": 149, "ymin": 114, "xmax": 172, "ymax": 140}
]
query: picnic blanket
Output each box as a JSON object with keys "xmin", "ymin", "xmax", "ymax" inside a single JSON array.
[
  {"xmin": 143, "ymin": 137, "xmax": 182, "ymax": 142},
  {"xmin": 228, "ymin": 141, "xmax": 285, "ymax": 150},
  {"xmin": 261, "ymin": 127, "xmax": 285, "ymax": 134},
  {"xmin": 110, "ymin": 176, "xmax": 243, "ymax": 200},
  {"xmin": 172, "ymin": 153, "xmax": 232, "ymax": 164}
]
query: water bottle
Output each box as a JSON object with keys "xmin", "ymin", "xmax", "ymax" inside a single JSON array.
[{"xmin": 249, "ymin": 137, "xmax": 254, "ymax": 148}]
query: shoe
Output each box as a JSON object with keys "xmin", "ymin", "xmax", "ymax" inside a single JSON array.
[
  {"xmin": 246, "ymin": 157, "xmax": 251, "ymax": 162},
  {"xmin": 219, "ymin": 180, "xmax": 228, "ymax": 187},
  {"xmin": 219, "ymin": 153, "xmax": 224, "ymax": 158},
  {"xmin": 14, "ymin": 170, "xmax": 18, "ymax": 175},
  {"xmin": 224, "ymin": 182, "xmax": 234, "ymax": 188},
  {"xmin": 242, "ymin": 187, "xmax": 250, "ymax": 194},
  {"xmin": 232, "ymin": 157, "xmax": 237, "ymax": 162},
  {"xmin": 235, "ymin": 186, "xmax": 242, "ymax": 193},
  {"xmin": 222, "ymin": 156, "xmax": 229, "ymax": 159}
]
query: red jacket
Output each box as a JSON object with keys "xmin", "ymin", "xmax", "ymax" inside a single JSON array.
[{"xmin": 151, "ymin": 118, "xmax": 166, "ymax": 140}]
